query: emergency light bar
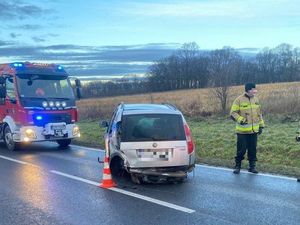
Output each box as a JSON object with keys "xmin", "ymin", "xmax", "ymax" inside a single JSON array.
[
  {"xmin": 12, "ymin": 62, "xmax": 64, "ymax": 70},
  {"xmin": 11, "ymin": 62, "xmax": 67, "ymax": 76},
  {"xmin": 13, "ymin": 63, "xmax": 24, "ymax": 67}
]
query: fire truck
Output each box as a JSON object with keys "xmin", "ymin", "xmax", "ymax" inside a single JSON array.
[{"xmin": 0, "ymin": 62, "xmax": 81, "ymax": 151}]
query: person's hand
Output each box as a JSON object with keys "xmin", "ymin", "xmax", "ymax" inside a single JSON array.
[
  {"xmin": 258, "ymin": 127, "xmax": 263, "ymax": 135},
  {"xmin": 240, "ymin": 118, "xmax": 247, "ymax": 125}
]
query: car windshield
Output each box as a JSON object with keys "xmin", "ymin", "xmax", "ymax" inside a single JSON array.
[
  {"xmin": 121, "ymin": 114, "xmax": 186, "ymax": 142},
  {"xmin": 16, "ymin": 74, "xmax": 74, "ymax": 99}
]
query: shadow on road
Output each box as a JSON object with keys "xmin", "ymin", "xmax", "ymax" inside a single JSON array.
[{"xmin": 0, "ymin": 141, "xmax": 72, "ymax": 155}]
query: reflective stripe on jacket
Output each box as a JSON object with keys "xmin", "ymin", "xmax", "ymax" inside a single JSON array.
[{"xmin": 230, "ymin": 93, "xmax": 265, "ymax": 134}]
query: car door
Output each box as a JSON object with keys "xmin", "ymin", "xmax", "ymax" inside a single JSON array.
[
  {"xmin": 2, "ymin": 77, "xmax": 18, "ymax": 122},
  {"xmin": 106, "ymin": 107, "xmax": 118, "ymax": 154}
]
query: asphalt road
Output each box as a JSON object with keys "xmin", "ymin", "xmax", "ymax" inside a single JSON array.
[{"xmin": 0, "ymin": 142, "xmax": 299, "ymax": 225}]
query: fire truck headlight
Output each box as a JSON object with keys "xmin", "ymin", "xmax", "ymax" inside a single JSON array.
[
  {"xmin": 72, "ymin": 126, "xmax": 80, "ymax": 137},
  {"xmin": 25, "ymin": 129, "xmax": 37, "ymax": 139},
  {"xmin": 49, "ymin": 101, "xmax": 54, "ymax": 107},
  {"xmin": 42, "ymin": 101, "xmax": 48, "ymax": 108},
  {"xmin": 55, "ymin": 101, "xmax": 61, "ymax": 107},
  {"xmin": 61, "ymin": 101, "xmax": 67, "ymax": 107},
  {"xmin": 24, "ymin": 137, "xmax": 30, "ymax": 142}
]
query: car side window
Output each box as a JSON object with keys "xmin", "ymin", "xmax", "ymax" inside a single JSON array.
[
  {"xmin": 108, "ymin": 108, "xmax": 118, "ymax": 134},
  {"xmin": 6, "ymin": 77, "xmax": 16, "ymax": 100},
  {"xmin": 116, "ymin": 121, "xmax": 122, "ymax": 149}
]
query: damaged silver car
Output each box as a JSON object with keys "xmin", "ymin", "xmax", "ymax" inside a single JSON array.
[{"xmin": 101, "ymin": 103, "xmax": 196, "ymax": 183}]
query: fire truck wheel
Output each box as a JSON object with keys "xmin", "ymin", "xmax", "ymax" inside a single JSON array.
[
  {"xmin": 4, "ymin": 126, "xmax": 20, "ymax": 151},
  {"xmin": 57, "ymin": 139, "xmax": 72, "ymax": 148}
]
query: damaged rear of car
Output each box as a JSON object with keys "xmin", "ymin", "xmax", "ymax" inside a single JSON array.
[{"xmin": 102, "ymin": 103, "xmax": 196, "ymax": 183}]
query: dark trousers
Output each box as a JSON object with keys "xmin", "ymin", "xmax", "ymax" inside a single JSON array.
[{"xmin": 235, "ymin": 133, "xmax": 258, "ymax": 166}]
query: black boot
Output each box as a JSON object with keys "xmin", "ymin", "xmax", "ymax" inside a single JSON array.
[
  {"xmin": 248, "ymin": 161, "xmax": 258, "ymax": 174},
  {"xmin": 233, "ymin": 162, "xmax": 241, "ymax": 174}
]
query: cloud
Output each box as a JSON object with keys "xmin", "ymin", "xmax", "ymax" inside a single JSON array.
[
  {"xmin": 47, "ymin": 33, "xmax": 60, "ymax": 37},
  {"xmin": 9, "ymin": 33, "xmax": 21, "ymax": 39},
  {"xmin": 30, "ymin": 34, "xmax": 60, "ymax": 44},
  {"xmin": 0, "ymin": 40, "xmax": 13, "ymax": 46},
  {"xmin": 15, "ymin": 24, "xmax": 43, "ymax": 30},
  {"xmin": 121, "ymin": 1, "xmax": 246, "ymax": 18},
  {"xmin": 32, "ymin": 37, "xmax": 46, "ymax": 43},
  {"xmin": 0, "ymin": 41, "xmax": 8, "ymax": 46},
  {"xmin": 0, "ymin": 42, "xmax": 260, "ymax": 76},
  {"xmin": 0, "ymin": 0, "xmax": 46, "ymax": 20},
  {"xmin": 121, "ymin": 0, "xmax": 300, "ymax": 20},
  {"xmin": 0, "ymin": 43, "xmax": 178, "ymax": 76}
]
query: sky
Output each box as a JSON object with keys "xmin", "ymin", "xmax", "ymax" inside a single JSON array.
[{"xmin": 0, "ymin": 0, "xmax": 299, "ymax": 77}]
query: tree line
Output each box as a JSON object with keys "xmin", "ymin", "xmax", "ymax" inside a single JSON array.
[{"xmin": 81, "ymin": 42, "xmax": 300, "ymax": 98}]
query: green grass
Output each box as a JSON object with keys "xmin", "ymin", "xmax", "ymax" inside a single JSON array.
[
  {"xmin": 74, "ymin": 118, "xmax": 300, "ymax": 177},
  {"xmin": 72, "ymin": 120, "xmax": 105, "ymax": 148}
]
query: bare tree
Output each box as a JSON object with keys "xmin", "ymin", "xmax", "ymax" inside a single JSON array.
[
  {"xmin": 208, "ymin": 47, "xmax": 242, "ymax": 114},
  {"xmin": 177, "ymin": 42, "xmax": 200, "ymax": 89}
]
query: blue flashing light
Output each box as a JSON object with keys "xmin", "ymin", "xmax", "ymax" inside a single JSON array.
[
  {"xmin": 36, "ymin": 115, "xmax": 43, "ymax": 121},
  {"xmin": 13, "ymin": 63, "xmax": 24, "ymax": 67},
  {"xmin": 57, "ymin": 65, "xmax": 63, "ymax": 70}
]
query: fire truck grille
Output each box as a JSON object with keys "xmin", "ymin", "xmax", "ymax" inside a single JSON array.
[{"xmin": 33, "ymin": 113, "xmax": 72, "ymax": 126}]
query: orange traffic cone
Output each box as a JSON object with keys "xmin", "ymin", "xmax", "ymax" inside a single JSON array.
[{"xmin": 99, "ymin": 155, "xmax": 116, "ymax": 188}]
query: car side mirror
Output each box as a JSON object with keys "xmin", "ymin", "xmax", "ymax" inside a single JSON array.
[
  {"xmin": 0, "ymin": 77, "xmax": 6, "ymax": 99},
  {"xmin": 0, "ymin": 77, "xmax": 5, "ymax": 85},
  {"xmin": 100, "ymin": 120, "xmax": 109, "ymax": 128},
  {"xmin": 10, "ymin": 97, "xmax": 17, "ymax": 104}
]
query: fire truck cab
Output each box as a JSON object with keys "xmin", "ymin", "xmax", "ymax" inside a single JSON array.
[{"xmin": 0, "ymin": 62, "xmax": 81, "ymax": 151}]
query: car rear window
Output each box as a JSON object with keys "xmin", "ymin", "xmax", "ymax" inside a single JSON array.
[{"xmin": 121, "ymin": 114, "xmax": 186, "ymax": 142}]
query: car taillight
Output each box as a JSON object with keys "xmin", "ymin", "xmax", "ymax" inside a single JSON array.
[{"xmin": 184, "ymin": 123, "xmax": 194, "ymax": 154}]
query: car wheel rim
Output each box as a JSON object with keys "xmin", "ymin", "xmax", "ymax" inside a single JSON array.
[{"xmin": 5, "ymin": 132, "xmax": 13, "ymax": 148}]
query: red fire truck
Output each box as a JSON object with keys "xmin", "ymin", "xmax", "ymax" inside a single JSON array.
[{"xmin": 0, "ymin": 62, "xmax": 81, "ymax": 151}]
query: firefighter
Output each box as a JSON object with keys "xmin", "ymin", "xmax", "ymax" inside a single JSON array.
[
  {"xmin": 35, "ymin": 87, "xmax": 45, "ymax": 96},
  {"xmin": 230, "ymin": 83, "xmax": 265, "ymax": 174}
]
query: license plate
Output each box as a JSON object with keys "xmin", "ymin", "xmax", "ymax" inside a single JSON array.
[
  {"xmin": 51, "ymin": 125, "xmax": 65, "ymax": 130},
  {"xmin": 137, "ymin": 149, "xmax": 173, "ymax": 161},
  {"xmin": 54, "ymin": 130, "xmax": 63, "ymax": 136}
]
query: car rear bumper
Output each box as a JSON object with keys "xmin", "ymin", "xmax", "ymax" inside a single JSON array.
[{"xmin": 128, "ymin": 165, "xmax": 195, "ymax": 177}]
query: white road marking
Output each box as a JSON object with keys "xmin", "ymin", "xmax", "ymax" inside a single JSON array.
[
  {"xmin": 196, "ymin": 164, "xmax": 297, "ymax": 181},
  {"xmin": 0, "ymin": 155, "xmax": 39, "ymax": 168},
  {"xmin": 50, "ymin": 170, "xmax": 99, "ymax": 186},
  {"xmin": 109, "ymin": 187, "xmax": 195, "ymax": 213},
  {"xmin": 51, "ymin": 170, "xmax": 195, "ymax": 214},
  {"xmin": 0, "ymin": 154, "xmax": 195, "ymax": 214}
]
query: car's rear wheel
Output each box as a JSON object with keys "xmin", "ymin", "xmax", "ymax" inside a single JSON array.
[
  {"xmin": 110, "ymin": 157, "xmax": 125, "ymax": 177},
  {"xmin": 4, "ymin": 126, "xmax": 20, "ymax": 151},
  {"xmin": 57, "ymin": 139, "xmax": 71, "ymax": 148}
]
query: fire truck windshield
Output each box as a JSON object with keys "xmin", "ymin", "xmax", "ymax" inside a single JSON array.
[{"xmin": 16, "ymin": 74, "xmax": 75, "ymax": 99}]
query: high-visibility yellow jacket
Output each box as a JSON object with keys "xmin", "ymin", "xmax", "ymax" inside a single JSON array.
[{"xmin": 230, "ymin": 93, "xmax": 265, "ymax": 134}]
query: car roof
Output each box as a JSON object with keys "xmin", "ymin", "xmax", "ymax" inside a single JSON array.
[{"xmin": 121, "ymin": 103, "xmax": 181, "ymax": 115}]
